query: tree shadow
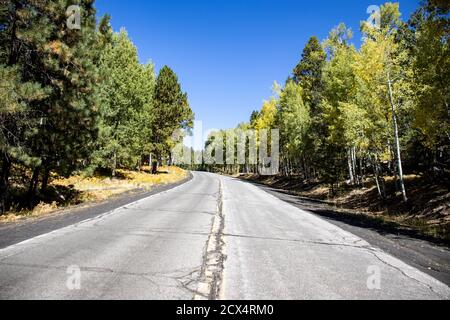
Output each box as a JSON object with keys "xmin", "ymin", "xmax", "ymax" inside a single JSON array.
[
  {"xmin": 242, "ymin": 178, "xmax": 450, "ymax": 246},
  {"xmin": 9, "ymin": 184, "xmax": 84, "ymax": 212}
]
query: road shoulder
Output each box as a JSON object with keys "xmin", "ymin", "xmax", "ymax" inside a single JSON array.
[
  {"xmin": 0, "ymin": 172, "xmax": 193, "ymax": 250},
  {"xmin": 244, "ymin": 180, "xmax": 450, "ymax": 287}
]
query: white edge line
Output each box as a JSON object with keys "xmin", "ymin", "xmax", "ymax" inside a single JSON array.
[{"xmin": 0, "ymin": 173, "xmax": 196, "ymax": 255}]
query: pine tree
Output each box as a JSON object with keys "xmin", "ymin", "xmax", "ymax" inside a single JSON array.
[
  {"xmin": 292, "ymin": 36, "xmax": 327, "ymax": 179},
  {"xmin": 292, "ymin": 36, "xmax": 326, "ymax": 115},
  {"xmin": 1, "ymin": 0, "xmax": 100, "ymax": 207},
  {"xmin": 30, "ymin": 0, "xmax": 100, "ymax": 195},
  {"xmin": 152, "ymin": 66, "xmax": 194, "ymax": 168}
]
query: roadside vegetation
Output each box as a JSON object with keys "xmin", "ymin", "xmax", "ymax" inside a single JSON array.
[
  {"xmin": 0, "ymin": 1, "xmax": 194, "ymax": 216},
  {"xmin": 189, "ymin": 1, "xmax": 449, "ymax": 241},
  {"xmin": 0, "ymin": 165, "xmax": 188, "ymax": 223}
]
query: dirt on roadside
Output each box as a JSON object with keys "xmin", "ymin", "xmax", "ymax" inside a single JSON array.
[{"xmin": 238, "ymin": 174, "xmax": 450, "ymax": 243}]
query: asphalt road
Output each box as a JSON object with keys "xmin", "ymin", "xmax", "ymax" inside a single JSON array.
[
  {"xmin": 250, "ymin": 182, "xmax": 450, "ymax": 287},
  {"xmin": 0, "ymin": 172, "xmax": 449, "ymax": 300}
]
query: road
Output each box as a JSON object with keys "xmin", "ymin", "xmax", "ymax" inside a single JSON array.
[{"xmin": 0, "ymin": 172, "xmax": 449, "ymax": 300}]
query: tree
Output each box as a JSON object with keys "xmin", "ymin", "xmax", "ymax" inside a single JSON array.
[
  {"xmin": 277, "ymin": 81, "xmax": 311, "ymax": 177},
  {"xmin": 253, "ymin": 99, "xmax": 277, "ymax": 132},
  {"xmin": 321, "ymin": 23, "xmax": 371, "ymax": 187},
  {"xmin": 292, "ymin": 36, "xmax": 328, "ymax": 179},
  {"xmin": 292, "ymin": 36, "xmax": 327, "ymax": 115},
  {"xmin": 407, "ymin": 0, "xmax": 449, "ymax": 166},
  {"xmin": 152, "ymin": 66, "xmax": 194, "ymax": 168},
  {"xmin": 0, "ymin": 0, "xmax": 100, "ymax": 207},
  {"xmin": 360, "ymin": 2, "xmax": 409, "ymax": 202},
  {"xmin": 94, "ymin": 29, "xmax": 155, "ymax": 176},
  {"xmin": 0, "ymin": 65, "xmax": 48, "ymax": 212},
  {"xmin": 250, "ymin": 110, "xmax": 260, "ymax": 127}
]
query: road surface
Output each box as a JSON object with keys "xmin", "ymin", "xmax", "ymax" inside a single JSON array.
[{"xmin": 0, "ymin": 172, "xmax": 449, "ymax": 300}]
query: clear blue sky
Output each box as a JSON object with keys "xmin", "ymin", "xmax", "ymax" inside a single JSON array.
[{"xmin": 95, "ymin": 0, "xmax": 419, "ymax": 131}]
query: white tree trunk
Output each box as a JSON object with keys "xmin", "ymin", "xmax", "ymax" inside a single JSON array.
[
  {"xmin": 388, "ymin": 76, "xmax": 408, "ymax": 202},
  {"xmin": 348, "ymin": 149, "xmax": 355, "ymax": 185}
]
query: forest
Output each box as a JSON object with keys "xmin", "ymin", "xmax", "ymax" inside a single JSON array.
[
  {"xmin": 0, "ymin": 0, "xmax": 449, "ymax": 232},
  {"xmin": 0, "ymin": 0, "xmax": 194, "ymax": 213},
  {"xmin": 199, "ymin": 1, "xmax": 448, "ymax": 202}
]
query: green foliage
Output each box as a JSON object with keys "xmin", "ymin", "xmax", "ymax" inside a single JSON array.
[
  {"xmin": 277, "ymin": 81, "xmax": 311, "ymax": 159},
  {"xmin": 1, "ymin": 0, "xmax": 100, "ymax": 174},
  {"xmin": 0, "ymin": 65, "xmax": 48, "ymax": 167},
  {"xmin": 407, "ymin": 1, "xmax": 449, "ymax": 150},
  {"xmin": 0, "ymin": 1, "xmax": 194, "ymax": 212},
  {"xmin": 152, "ymin": 66, "xmax": 194, "ymax": 160},
  {"xmin": 230, "ymin": 1, "xmax": 448, "ymax": 198},
  {"xmin": 292, "ymin": 36, "xmax": 326, "ymax": 114},
  {"xmin": 93, "ymin": 30, "xmax": 155, "ymax": 173}
]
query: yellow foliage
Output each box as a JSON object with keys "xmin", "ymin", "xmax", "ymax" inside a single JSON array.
[{"xmin": 254, "ymin": 99, "xmax": 278, "ymax": 130}]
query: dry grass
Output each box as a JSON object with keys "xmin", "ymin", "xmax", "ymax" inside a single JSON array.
[{"xmin": 0, "ymin": 166, "xmax": 188, "ymax": 223}]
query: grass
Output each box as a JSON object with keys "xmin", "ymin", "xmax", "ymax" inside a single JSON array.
[{"xmin": 0, "ymin": 166, "xmax": 188, "ymax": 223}]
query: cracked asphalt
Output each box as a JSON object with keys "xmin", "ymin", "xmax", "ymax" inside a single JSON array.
[
  {"xmin": 219, "ymin": 174, "xmax": 450, "ymax": 300},
  {"xmin": 0, "ymin": 172, "xmax": 218, "ymax": 299},
  {"xmin": 0, "ymin": 172, "xmax": 449, "ymax": 300}
]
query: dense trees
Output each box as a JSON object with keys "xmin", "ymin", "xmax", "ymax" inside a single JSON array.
[
  {"xmin": 277, "ymin": 81, "xmax": 311, "ymax": 177},
  {"xmin": 1, "ymin": 0, "xmax": 448, "ymax": 212},
  {"xmin": 93, "ymin": 29, "xmax": 156, "ymax": 176},
  {"xmin": 0, "ymin": 0, "xmax": 100, "ymax": 209},
  {"xmin": 407, "ymin": 0, "xmax": 449, "ymax": 161},
  {"xmin": 219, "ymin": 1, "xmax": 449, "ymax": 202},
  {"xmin": 0, "ymin": 1, "xmax": 193, "ymax": 212}
]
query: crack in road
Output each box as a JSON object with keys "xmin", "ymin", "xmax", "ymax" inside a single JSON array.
[
  {"xmin": 121, "ymin": 207, "xmax": 217, "ymax": 216},
  {"xmin": 369, "ymin": 250, "xmax": 448, "ymax": 298},
  {"xmin": 68, "ymin": 228, "xmax": 211, "ymax": 238},
  {"xmin": 0, "ymin": 261, "xmax": 189, "ymax": 278},
  {"xmin": 175, "ymin": 268, "xmax": 208, "ymax": 299},
  {"xmin": 221, "ymin": 231, "xmax": 449, "ymax": 298},
  {"xmin": 222, "ymin": 232, "xmax": 375, "ymax": 250},
  {"xmin": 194, "ymin": 178, "xmax": 226, "ymax": 300},
  {"xmin": 0, "ymin": 260, "xmax": 207, "ymax": 299}
]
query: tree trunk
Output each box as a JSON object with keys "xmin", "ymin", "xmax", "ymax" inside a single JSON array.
[
  {"xmin": 28, "ymin": 167, "xmax": 40, "ymax": 207},
  {"xmin": 359, "ymin": 156, "xmax": 364, "ymax": 187},
  {"xmin": 351, "ymin": 147, "xmax": 357, "ymax": 184},
  {"xmin": 152, "ymin": 152, "xmax": 158, "ymax": 175},
  {"xmin": 0, "ymin": 155, "xmax": 12, "ymax": 214},
  {"xmin": 1, "ymin": 2, "xmax": 19, "ymax": 214},
  {"xmin": 373, "ymin": 168, "xmax": 382, "ymax": 200},
  {"xmin": 388, "ymin": 76, "xmax": 408, "ymax": 202},
  {"xmin": 112, "ymin": 151, "xmax": 117, "ymax": 178},
  {"xmin": 8, "ymin": 1, "xmax": 20, "ymax": 66},
  {"xmin": 389, "ymin": 142, "xmax": 399, "ymax": 192},
  {"xmin": 41, "ymin": 166, "xmax": 51, "ymax": 192},
  {"xmin": 373, "ymin": 155, "xmax": 386, "ymax": 201},
  {"xmin": 348, "ymin": 148, "xmax": 355, "ymax": 185}
]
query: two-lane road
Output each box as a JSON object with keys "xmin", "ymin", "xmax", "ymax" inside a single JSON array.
[{"xmin": 0, "ymin": 172, "xmax": 449, "ymax": 299}]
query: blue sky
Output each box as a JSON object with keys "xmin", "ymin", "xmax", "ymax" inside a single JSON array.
[{"xmin": 95, "ymin": 0, "xmax": 419, "ymax": 132}]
